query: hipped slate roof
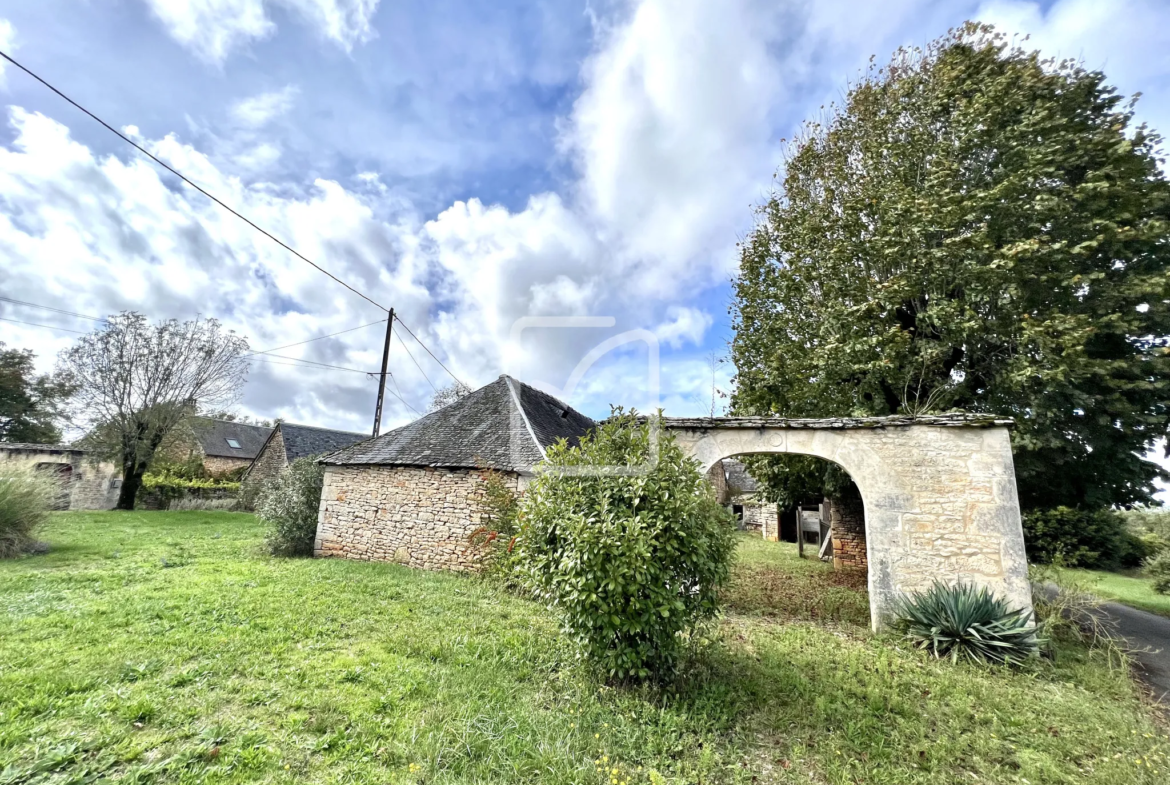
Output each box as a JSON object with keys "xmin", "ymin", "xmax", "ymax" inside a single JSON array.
[
  {"xmin": 278, "ymin": 423, "xmax": 370, "ymax": 462},
  {"xmin": 321, "ymin": 375, "xmax": 595, "ymax": 472},
  {"xmin": 192, "ymin": 418, "xmax": 273, "ymax": 459},
  {"xmin": 723, "ymin": 459, "xmax": 760, "ymax": 495}
]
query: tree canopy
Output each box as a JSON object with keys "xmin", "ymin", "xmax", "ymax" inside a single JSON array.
[
  {"xmin": 731, "ymin": 23, "xmax": 1170, "ymax": 511},
  {"xmin": 60, "ymin": 313, "xmax": 249, "ymax": 509},
  {"xmin": 0, "ymin": 343, "xmax": 75, "ymax": 444}
]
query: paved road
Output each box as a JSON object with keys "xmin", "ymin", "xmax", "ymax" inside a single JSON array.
[{"xmin": 1099, "ymin": 601, "xmax": 1170, "ymax": 705}]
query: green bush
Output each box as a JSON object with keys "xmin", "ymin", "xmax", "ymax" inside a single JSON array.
[
  {"xmin": 139, "ymin": 471, "xmax": 240, "ymax": 509},
  {"xmin": 1021, "ymin": 507, "xmax": 1148, "ymax": 570},
  {"xmin": 467, "ymin": 468, "xmax": 522, "ymax": 580},
  {"xmin": 515, "ymin": 410, "xmax": 738, "ymax": 681},
  {"xmin": 0, "ymin": 463, "xmax": 55, "ymax": 558},
  {"xmin": 1145, "ymin": 550, "xmax": 1170, "ymax": 595},
  {"xmin": 893, "ymin": 581, "xmax": 1040, "ymax": 666},
  {"xmin": 257, "ymin": 458, "xmax": 324, "ymax": 557}
]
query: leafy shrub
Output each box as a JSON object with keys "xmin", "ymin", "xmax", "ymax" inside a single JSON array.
[
  {"xmin": 467, "ymin": 468, "xmax": 521, "ymax": 580},
  {"xmin": 515, "ymin": 410, "xmax": 738, "ymax": 681},
  {"xmin": 1145, "ymin": 550, "xmax": 1170, "ymax": 595},
  {"xmin": 1021, "ymin": 507, "xmax": 1148, "ymax": 570},
  {"xmin": 168, "ymin": 497, "xmax": 239, "ymax": 512},
  {"xmin": 892, "ymin": 581, "xmax": 1040, "ymax": 666},
  {"xmin": 257, "ymin": 458, "xmax": 324, "ymax": 557},
  {"xmin": 0, "ymin": 463, "xmax": 55, "ymax": 558},
  {"xmin": 139, "ymin": 471, "xmax": 240, "ymax": 508}
]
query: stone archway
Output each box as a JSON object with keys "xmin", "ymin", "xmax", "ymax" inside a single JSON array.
[{"xmin": 661, "ymin": 414, "xmax": 1031, "ymax": 630}]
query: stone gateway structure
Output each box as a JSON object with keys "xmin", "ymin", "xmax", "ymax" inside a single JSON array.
[
  {"xmin": 662, "ymin": 415, "xmax": 1032, "ymax": 630},
  {"xmin": 315, "ymin": 376, "xmax": 594, "ymax": 570}
]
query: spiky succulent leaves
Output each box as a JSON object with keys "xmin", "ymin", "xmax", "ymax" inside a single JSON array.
[{"xmin": 893, "ymin": 581, "xmax": 1040, "ymax": 666}]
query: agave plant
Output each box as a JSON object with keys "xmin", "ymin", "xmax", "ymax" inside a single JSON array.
[{"xmin": 892, "ymin": 581, "xmax": 1040, "ymax": 666}]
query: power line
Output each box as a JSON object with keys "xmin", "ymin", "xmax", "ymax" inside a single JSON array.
[
  {"xmin": 394, "ymin": 330, "xmax": 438, "ymax": 393},
  {"xmin": 248, "ymin": 357, "xmax": 421, "ymax": 416},
  {"xmin": 244, "ymin": 319, "xmax": 387, "ymax": 358},
  {"xmin": 0, "ymin": 316, "xmax": 88, "ymax": 334},
  {"xmin": 0, "ymin": 296, "xmax": 104, "ymax": 322},
  {"xmin": 392, "ymin": 315, "xmax": 466, "ymax": 388},
  {"xmin": 250, "ymin": 353, "xmax": 379, "ymax": 374},
  {"xmin": 0, "ymin": 48, "xmax": 389, "ymax": 314}
]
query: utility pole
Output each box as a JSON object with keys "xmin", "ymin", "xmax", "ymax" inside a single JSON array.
[{"xmin": 371, "ymin": 308, "xmax": 395, "ymax": 437}]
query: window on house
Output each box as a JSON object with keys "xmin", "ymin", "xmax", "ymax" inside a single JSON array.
[{"xmin": 226, "ymin": 438, "xmax": 242, "ymax": 449}]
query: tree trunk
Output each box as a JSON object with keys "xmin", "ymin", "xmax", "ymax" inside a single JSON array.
[{"xmin": 115, "ymin": 463, "xmax": 144, "ymax": 510}]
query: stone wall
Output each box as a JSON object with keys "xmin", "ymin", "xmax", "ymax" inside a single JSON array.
[
  {"xmin": 665, "ymin": 416, "xmax": 1031, "ymax": 630},
  {"xmin": 706, "ymin": 460, "xmax": 729, "ymax": 503},
  {"xmin": 203, "ymin": 455, "xmax": 253, "ymax": 476},
  {"xmin": 737, "ymin": 497, "xmax": 777, "ymax": 535},
  {"xmin": 315, "ymin": 465, "xmax": 519, "ymax": 570},
  {"xmin": 829, "ymin": 485, "xmax": 866, "ymax": 571},
  {"xmin": 0, "ymin": 444, "xmax": 120, "ymax": 510},
  {"xmin": 244, "ymin": 430, "xmax": 286, "ymax": 485}
]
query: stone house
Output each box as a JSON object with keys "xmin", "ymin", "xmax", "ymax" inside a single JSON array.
[
  {"xmin": 706, "ymin": 456, "xmax": 867, "ymax": 571},
  {"xmin": 166, "ymin": 417, "xmax": 274, "ymax": 476},
  {"xmin": 0, "ymin": 443, "xmax": 120, "ymax": 510},
  {"xmin": 315, "ymin": 375, "xmax": 595, "ymax": 570},
  {"xmin": 708, "ymin": 458, "xmax": 780, "ymax": 535},
  {"xmin": 244, "ymin": 422, "xmax": 369, "ymax": 486}
]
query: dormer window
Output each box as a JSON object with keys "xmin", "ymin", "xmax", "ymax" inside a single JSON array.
[{"xmin": 225, "ymin": 438, "xmax": 242, "ymax": 449}]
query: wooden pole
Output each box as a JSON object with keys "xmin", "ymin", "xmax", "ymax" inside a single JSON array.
[{"xmin": 371, "ymin": 308, "xmax": 395, "ymax": 437}]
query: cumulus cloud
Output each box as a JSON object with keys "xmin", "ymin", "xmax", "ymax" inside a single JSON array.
[{"xmin": 142, "ymin": 0, "xmax": 380, "ymax": 64}]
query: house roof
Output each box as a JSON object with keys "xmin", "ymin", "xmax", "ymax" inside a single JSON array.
[
  {"xmin": 191, "ymin": 418, "xmax": 273, "ymax": 460},
  {"xmin": 277, "ymin": 422, "xmax": 370, "ymax": 462},
  {"xmin": 320, "ymin": 375, "xmax": 595, "ymax": 472},
  {"xmin": 723, "ymin": 459, "xmax": 760, "ymax": 495}
]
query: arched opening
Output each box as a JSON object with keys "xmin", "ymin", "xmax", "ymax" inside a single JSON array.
[{"xmin": 706, "ymin": 454, "xmax": 868, "ymax": 576}]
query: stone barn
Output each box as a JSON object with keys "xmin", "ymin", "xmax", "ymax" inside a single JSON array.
[
  {"xmin": 0, "ymin": 443, "xmax": 120, "ymax": 510},
  {"xmin": 314, "ymin": 375, "xmax": 595, "ymax": 570},
  {"xmin": 709, "ymin": 458, "xmax": 780, "ymax": 535},
  {"xmin": 244, "ymin": 422, "xmax": 369, "ymax": 485}
]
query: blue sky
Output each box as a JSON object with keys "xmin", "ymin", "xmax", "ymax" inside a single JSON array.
[{"xmin": 1, "ymin": 0, "xmax": 1169, "ymax": 452}]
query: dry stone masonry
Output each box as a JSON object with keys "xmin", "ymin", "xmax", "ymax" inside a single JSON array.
[
  {"xmin": 315, "ymin": 465, "xmax": 520, "ymax": 570},
  {"xmin": 662, "ymin": 415, "xmax": 1031, "ymax": 630}
]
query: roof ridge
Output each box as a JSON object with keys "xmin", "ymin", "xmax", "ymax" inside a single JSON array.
[
  {"xmin": 503, "ymin": 375, "xmax": 545, "ymax": 460},
  {"xmin": 280, "ymin": 422, "xmax": 369, "ymax": 436},
  {"xmin": 194, "ymin": 416, "xmax": 273, "ymax": 429}
]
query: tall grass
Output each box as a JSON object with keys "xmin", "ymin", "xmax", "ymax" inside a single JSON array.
[{"xmin": 0, "ymin": 462, "xmax": 55, "ymax": 557}]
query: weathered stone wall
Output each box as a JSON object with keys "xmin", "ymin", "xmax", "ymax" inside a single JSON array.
[
  {"xmin": 0, "ymin": 444, "xmax": 120, "ymax": 510},
  {"xmin": 315, "ymin": 465, "xmax": 519, "ymax": 570},
  {"xmin": 244, "ymin": 430, "xmax": 286, "ymax": 485},
  {"xmin": 203, "ymin": 455, "xmax": 253, "ymax": 476},
  {"xmin": 737, "ymin": 497, "xmax": 777, "ymax": 535},
  {"xmin": 829, "ymin": 486, "xmax": 866, "ymax": 571},
  {"xmin": 706, "ymin": 460, "xmax": 729, "ymax": 504},
  {"xmin": 666, "ymin": 417, "xmax": 1031, "ymax": 630}
]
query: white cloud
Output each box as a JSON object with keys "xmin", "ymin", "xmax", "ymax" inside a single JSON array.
[
  {"xmin": 564, "ymin": 0, "xmax": 784, "ymax": 285},
  {"xmin": 142, "ymin": 0, "xmax": 380, "ymax": 64},
  {"xmin": 231, "ymin": 86, "xmax": 299, "ymax": 128},
  {"xmin": 0, "ymin": 18, "xmax": 16, "ymax": 83},
  {"xmin": 654, "ymin": 306, "xmax": 713, "ymax": 349}
]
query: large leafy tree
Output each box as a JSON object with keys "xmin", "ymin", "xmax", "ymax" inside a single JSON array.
[
  {"xmin": 731, "ymin": 24, "xmax": 1170, "ymax": 511},
  {"xmin": 0, "ymin": 343, "xmax": 76, "ymax": 444},
  {"xmin": 60, "ymin": 313, "xmax": 249, "ymax": 510}
]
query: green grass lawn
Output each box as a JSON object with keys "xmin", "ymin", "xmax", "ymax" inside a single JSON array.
[
  {"xmin": 2, "ymin": 514, "xmax": 1169, "ymax": 784},
  {"xmin": 1056, "ymin": 567, "xmax": 1170, "ymax": 618}
]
